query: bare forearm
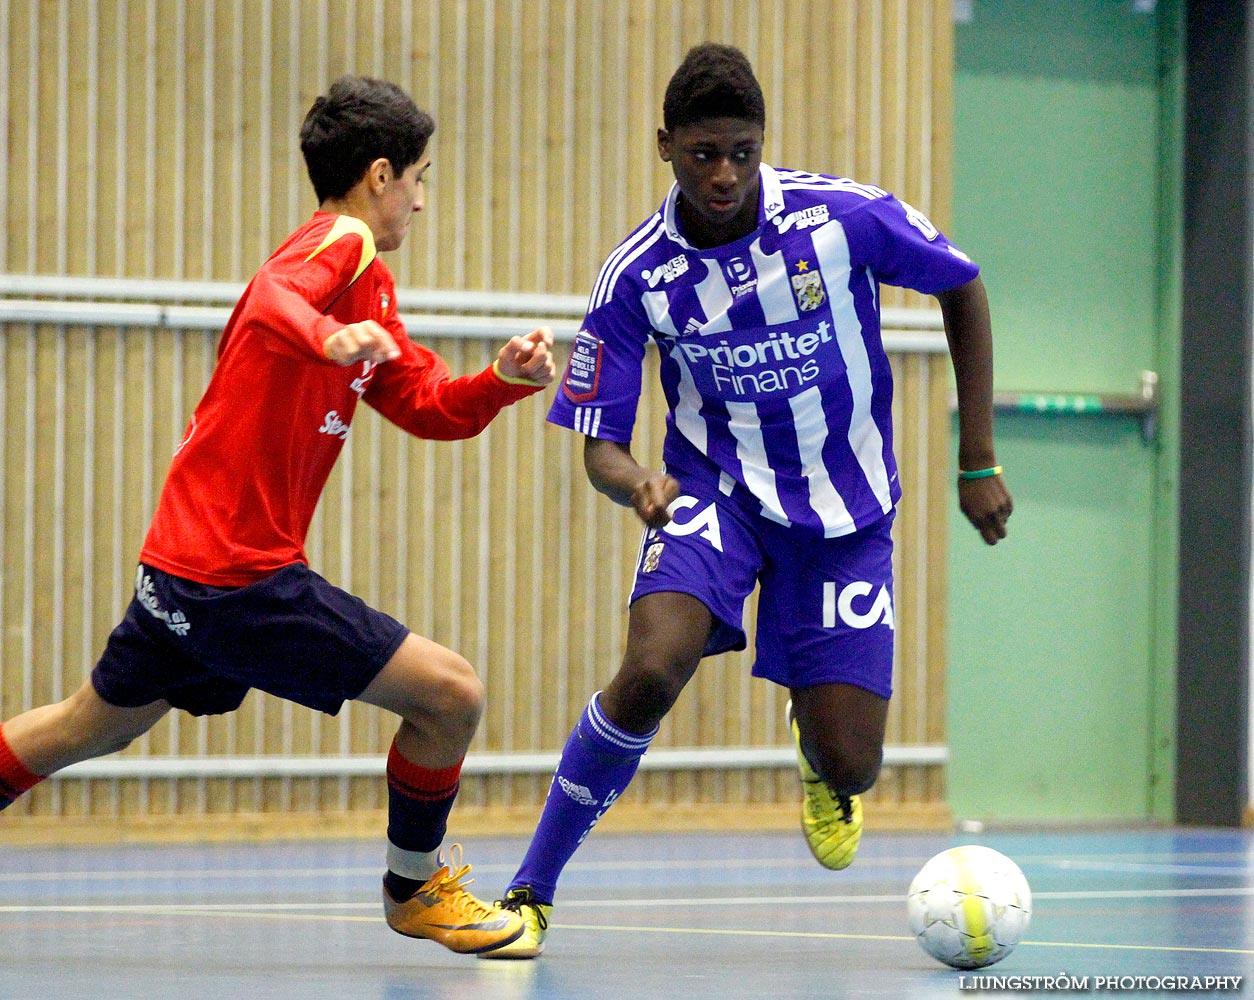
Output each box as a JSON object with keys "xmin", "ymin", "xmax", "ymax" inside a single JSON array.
[
  {"xmin": 937, "ymin": 274, "xmax": 1013, "ymax": 544},
  {"xmin": 584, "ymin": 438, "xmax": 655, "ymax": 505},
  {"xmin": 583, "ymin": 437, "xmax": 679, "ymax": 528},
  {"xmin": 937, "ymin": 275, "xmax": 997, "ymax": 470}
]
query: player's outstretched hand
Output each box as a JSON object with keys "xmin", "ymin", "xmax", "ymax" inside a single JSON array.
[
  {"xmin": 323, "ymin": 320, "xmax": 401, "ymax": 366},
  {"xmin": 496, "ymin": 327, "xmax": 556, "ymax": 385},
  {"xmin": 959, "ymin": 475, "xmax": 1013, "ymax": 545},
  {"xmin": 631, "ymin": 472, "xmax": 681, "ymax": 530}
]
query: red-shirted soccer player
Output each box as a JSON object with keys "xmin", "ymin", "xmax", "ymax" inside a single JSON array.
[{"xmin": 0, "ymin": 75, "xmax": 553, "ymax": 956}]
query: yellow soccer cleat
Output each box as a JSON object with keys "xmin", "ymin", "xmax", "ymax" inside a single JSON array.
[
  {"xmin": 383, "ymin": 844, "xmax": 525, "ymax": 955},
  {"xmin": 477, "ymin": 885, "xmax": 552, "ymax": 960},
  {"xmin": 787, "ymin": 701, "xmax": 863, "ymax": 871}
]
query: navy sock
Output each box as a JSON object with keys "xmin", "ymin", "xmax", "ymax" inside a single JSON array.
[
  {"xmin": 509, "ymin": 693, "xmax": 656, "ymax": 903},
  {"xmin": 384, "ymin": 742, "xmax": 461, "ymax": 901},
  {"xmin": 386, "ymin": 743, "xmax": 461, "ymax": 852}
]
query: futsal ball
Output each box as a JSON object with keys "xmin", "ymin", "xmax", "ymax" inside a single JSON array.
[{"xmin": 906, "ymin": 845, "xmax": 1032, "ymax": 969}]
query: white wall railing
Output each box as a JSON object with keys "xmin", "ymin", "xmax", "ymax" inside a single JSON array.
[
  {"xmin": 0, "ymin": 274, "xmax": 950, "ymax": 350},
  {"xmin": 1, "ymin": 276, "xmax": 951, "ymax": 792}
]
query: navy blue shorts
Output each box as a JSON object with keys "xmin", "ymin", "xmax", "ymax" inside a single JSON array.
[
  {"xmin": 91, "ymin": 563, "xmax": 409, "ymax": 717},
  {"xmin": 630, "ymin": 485, "xmax": 896, "ymax": 698}
]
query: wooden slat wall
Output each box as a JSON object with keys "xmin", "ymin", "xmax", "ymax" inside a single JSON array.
[{"xmin": 1, "ymin": 0, "xmax": 956, "ymax": 829}]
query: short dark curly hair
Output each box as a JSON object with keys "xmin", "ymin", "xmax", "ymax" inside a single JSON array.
[
  {"xmin": 299, "ymin": 75, "xmax": 436, "ymax": 203},
  {"xmin": 663, "ymin": 43, "xmax": 765, "ymax": 132}
]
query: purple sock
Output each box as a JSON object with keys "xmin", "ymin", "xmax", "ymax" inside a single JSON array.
[{"xmin": 509, "ymin": 693, "xmax": 656, "ymax": 903}]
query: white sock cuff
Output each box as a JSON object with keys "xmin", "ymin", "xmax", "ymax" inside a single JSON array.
[
  {"xmin": 587, "ymin": 691, "xmax": 658, "ymax": 754},
  {"xmin": 386, "ymin": 841, "xmax": 440, "ymax": 881}
]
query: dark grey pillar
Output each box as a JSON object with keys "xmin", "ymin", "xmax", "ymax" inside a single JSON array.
[{"xmin": 1177, "ymin": 0, "xmax": 1253, "ymax": 825}]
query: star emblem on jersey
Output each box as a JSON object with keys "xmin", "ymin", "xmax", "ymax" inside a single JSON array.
[{"xmin": 795, "ymin": 259, "xmax": 810, "ymax": 272}]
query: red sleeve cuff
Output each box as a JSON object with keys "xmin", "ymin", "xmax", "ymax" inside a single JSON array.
[{"xmin": 481, "ymin": 362, "xmax": 546, "ymax": 402}]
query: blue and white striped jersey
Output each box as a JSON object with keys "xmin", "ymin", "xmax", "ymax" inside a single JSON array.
[{"xmin": 548, "ymin": 164, "xmax": 979, "ymax": 537}]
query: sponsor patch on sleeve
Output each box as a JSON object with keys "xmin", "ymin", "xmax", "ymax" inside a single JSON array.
[
  {"xmin": 563, "ymin": 330, "xmax": 604, "ymax": 403},
  {"xmin": 900, "ymin": 199, "xmax": 940, "ymax": 241}
]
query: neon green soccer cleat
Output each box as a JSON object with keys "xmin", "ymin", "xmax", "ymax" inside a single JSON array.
[
  {"xmin": 476, "ymin": 885, "xmax": 552, "ymax": 959},
  {"xmin": 787, "ymin": 701, "xmax": 863, "ymax": 871},
  {"xmin": 383, "ymin": 844, "xmax": 525, "ymax": 955}
]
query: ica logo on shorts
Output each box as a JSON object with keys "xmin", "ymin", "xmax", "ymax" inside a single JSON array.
[{"xmin": 824, "ymin": 581, "xmax": 895, "ymax": 630}]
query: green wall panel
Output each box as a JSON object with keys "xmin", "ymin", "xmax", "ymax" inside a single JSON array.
[
  {"xmin": 947, "ymin": 417, "xmax": 1158, "ymax": 820},
  {"xmin": 947, "ymin": 0, "xmax": 1178, "ymax": 822},
  {"xmin": 958, "ymin": 77, "xmax": 1159, "ymax": 393}
]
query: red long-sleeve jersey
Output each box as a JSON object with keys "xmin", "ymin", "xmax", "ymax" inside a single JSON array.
[{"xmin": 141, "ymin": 212, "xmax": 542, "ymax": 586}]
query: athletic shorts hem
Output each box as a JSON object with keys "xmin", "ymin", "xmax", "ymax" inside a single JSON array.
[
  {"xmin": 345, "ymin": 624, "xmax": 410, "ymax": 702},
  {"xmin": 751, "ymin": 660, "xmax": 893, "ymax": 700}
]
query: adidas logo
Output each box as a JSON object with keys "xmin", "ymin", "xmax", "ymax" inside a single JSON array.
[{"xmin": 556, "ymin": 775, "xmax": 597, "ymax": 806}]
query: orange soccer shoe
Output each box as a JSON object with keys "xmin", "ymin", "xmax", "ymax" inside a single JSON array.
[{"xmin": 383, "ymin": 844, "xmax": 524, "ymax": 955}]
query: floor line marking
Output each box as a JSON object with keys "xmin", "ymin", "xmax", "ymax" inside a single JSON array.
[
  {"xmin": 5, "ymin": 883, "xmax": 1254, "ymax": 914},
  {"xmin": 12, "ymin": 906, "xmax": 1244, "ymax": 957},
  {"xmin": 552, "ymin": 925, "xmax": 1254, "ymax": 955},
  {"xmin": 1, "ymin": 850, "xmax": 1250, "ymax": 883}
]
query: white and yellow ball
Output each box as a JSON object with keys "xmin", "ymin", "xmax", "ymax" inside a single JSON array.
[{"xmin": 906, "ymin": 845, "xmax": 1032, "ymax": 969}]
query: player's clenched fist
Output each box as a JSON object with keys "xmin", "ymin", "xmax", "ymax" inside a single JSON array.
[
  {"xmin": 958, "ymin": 476, "xmax": 1013, "ymax": 546},
  {"xmin": 631, "ymin": 472, "xmax": 681, "ymax": 529},
  {"xmin": 323, "ymin": 320, "xmax": 402, "ymax": 366},
  {"xmin": 495, "ymin": 327, "xmax": 556, "ymax": 386}
]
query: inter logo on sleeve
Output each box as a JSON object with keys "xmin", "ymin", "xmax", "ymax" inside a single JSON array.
[{"xmin": 563, "ymin": 330, "xmax": 604, "ymax": 403}]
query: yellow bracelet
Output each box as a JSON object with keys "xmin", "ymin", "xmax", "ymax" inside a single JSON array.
[
  {"xmin": 492, "ymin": 359, "xmax": 538, "ymax": 386},
  {"xmin": 957, "ymin": 465, "xmax": 1003, "ymax": 480}
]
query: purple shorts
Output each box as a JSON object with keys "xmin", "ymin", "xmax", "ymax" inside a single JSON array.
[
  {"xmin": 631, "ymin": 488, "xmax": 895, "ymax": 698},
  {"xmin": 91, "ymin": 563, "xmax": 409, "ymax": 716}
]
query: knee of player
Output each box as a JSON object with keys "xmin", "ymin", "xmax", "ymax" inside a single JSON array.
[
  {"xmin": 433, "ymin": 657, "xmax": 485, "ymax": 730},
  {"xmin": 613, "ymin": 655, "xmax": 694, "ymax": 715}
]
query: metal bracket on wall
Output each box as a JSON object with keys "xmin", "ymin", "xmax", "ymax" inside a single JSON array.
[{"xmin": 952, "ymin": 370, "xmax": 1160, "ymax": 443}]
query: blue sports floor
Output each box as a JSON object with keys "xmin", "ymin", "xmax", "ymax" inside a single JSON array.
[{"xmin": 1, "ymin": 826, "xmax": 1251, "ymax": 999}]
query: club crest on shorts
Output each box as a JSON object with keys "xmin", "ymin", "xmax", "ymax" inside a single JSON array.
[
  {"xmin": 791, "ymin": 260, "xmax": 826, "ymax": 312},
  {"xmin": 641, "ymin": 541, "xmax": 665, "ymax": 573}
]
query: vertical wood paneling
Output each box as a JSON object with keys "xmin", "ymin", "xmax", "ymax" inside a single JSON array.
[{"xmin": 2, "ymin": 0, "xmax": 957, "ymax": 824}]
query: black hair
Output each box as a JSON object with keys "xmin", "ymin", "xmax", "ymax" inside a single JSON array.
[
  {"xmin": 299, "ymin": 75, "xmax": 436, "ymax": 203},
  {"xmin": 663, "ymin": 43, "xmax": 765, "ymax": 132}
]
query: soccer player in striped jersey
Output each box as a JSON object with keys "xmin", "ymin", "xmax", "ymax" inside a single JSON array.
[
  {"xmin": 483, "ymin": 43, "xmax": 1013, "ymax": 958},
  {"xmin": 0, "ymin": 76, "xmax": 554, "ymax": 957}
]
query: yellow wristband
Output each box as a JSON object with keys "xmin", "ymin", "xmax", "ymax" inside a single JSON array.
[
  {"xmin": 957, "ymin": 465, "xmax": 1003, "ymax": 480},
  {"xmin": 492, "ymin": 359, "xmax": 538, "ymax": 386}
]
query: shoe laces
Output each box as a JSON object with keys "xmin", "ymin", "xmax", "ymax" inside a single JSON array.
[
  {"xmin": 498, "ymin": 887, "xmax": 550, "ymax": 931},
  {"xmin": 804, "ymin": 778, "xmax": 856, "ymax": 825},
  {"xmin": 421, "ymin": 844, "xmax": 498, "ymax": 921}
]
